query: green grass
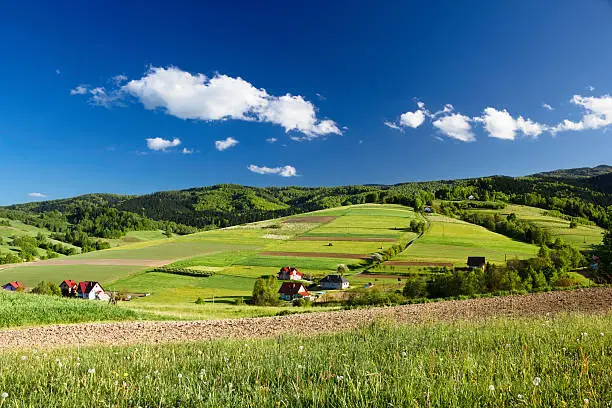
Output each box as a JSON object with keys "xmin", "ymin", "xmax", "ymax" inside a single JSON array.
[
  {"xmin": 0, "ymin": 291, "xmax": 154, "ymax": 328},
  {"xmin": 397, "ymin": 215, "xmax": 539, "ymax": 264},
  {"xmin": 0, "ymin": 314, "xmax": 610, "ymax": 406},
  {"xmin": 466, "ymin": 204, "xmax": 605, "ymax": 250},
  {"xmin": 234, "ymin": 254, "xmax": 363, "ymax": 270},
  {"xmin": 0, "ymin": 265, "xmax": 146, "ymax": 288}
]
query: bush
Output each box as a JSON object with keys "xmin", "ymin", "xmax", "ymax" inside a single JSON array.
[
  {"xmin": 31, "ymin": 281, "xmax": 61, "ymax": 296},
  {"xmin": 251, "ymin": 276, "xmax": 281, "ymax": 306},
  {"xmin": 234, "ymin": 297, "xmax": 245, "ymax": 305},
  {"xmin": 151, "ymin": 267, "xmax": 215, "ymax": 277},
  {"xmin": 336, "ymin": 264, "xmax": 349, "ymax": 275},
  {"xmin": 403, "ymin": 276, "xmax": 428, "ymax": 298},
  {"xmin": 195, "ymin": 297, "xmax": 205, "ymax": 304}
]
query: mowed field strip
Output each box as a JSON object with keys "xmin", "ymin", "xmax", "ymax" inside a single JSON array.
[{"xmin": 1, "ymin": 287, "xmax": 610, "ymax": 349}]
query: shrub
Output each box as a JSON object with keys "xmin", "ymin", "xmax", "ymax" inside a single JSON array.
[
  {"xmin": 403, "ymin": 276, "xmax": 428, "ymax": 298},
  {"xmin": 234, "ymin": 297, "xmax": 245, "ymax": 305},
  {"xmin": 251, "ymin": 276, "xmax": 281, "ymax": 306},
  {"xmin": 195, "ymin": 297, "xmax": 205, "ymax": 304},
  {"xmin": 31, "ymin": 281, "xmax": 61, "ymax": 296}
]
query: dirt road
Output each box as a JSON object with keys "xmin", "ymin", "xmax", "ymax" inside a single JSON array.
[{"xmin": 1, "ymin": 287, "xmax": 610, "ymax": 350}]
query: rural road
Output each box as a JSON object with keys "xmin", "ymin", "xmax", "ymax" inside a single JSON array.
[{"xmin": 1, "ymin": 287, "xmax": 611, "ymax": 350}]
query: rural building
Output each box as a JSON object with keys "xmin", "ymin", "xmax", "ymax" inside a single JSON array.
[
  {"xmin": 59, "ymin": 280, "xmax": 78, "ymax": 296},
  {"xmin": 2, "ymin": 281, "xmax": 24, "ymax": 291},
  {"xmin": 467, "ymin": 257, "xmax": 486, "ymax": 271},
  {"xmin": 319, "ymin": 275, "xmax": 350, "ymax": 290},
  {"xmin": 424, "ymin": 206, "xmax": 433, "ymax": 213},
  {"xmin": 278, "ymin": 266, "xmax": 303, "ymax": 281},
  {"xmin": 77, "ymin": 281, "xmax": 109, "ymax": 301},
  {"xmin": 278, "ymin": 282, "xmax": 311, "ymax": 301},
  {"xmin": 468, "ymin": 195, "xmax": 475, "ymax": 200}
]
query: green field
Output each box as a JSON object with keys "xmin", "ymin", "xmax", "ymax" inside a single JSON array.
[
  {"xmin": 395, "ymin": 214, "xmax": 539, "ymax": 265},
  {"xmin": 0, "ymin": 314, "xmax": 609, "ymax": 406},
  {"xmin": 0, "ymin": 265, "xmax": 146, "ymax": 288},
  {"xmin": 0, "ymin": 218, "xmax": 80, "ymax": 257},
  {"xmin": 465, "ymin": 204, "xmax": 605, "ymax": 250}
]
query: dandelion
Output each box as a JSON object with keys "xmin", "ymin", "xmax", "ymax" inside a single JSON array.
[
  {"xmin": 600, "ymin": 333, "xmax": 604, "ymax": 337},
  {"xmin": 178, "ymin": 374, "xmax": 183, "ymax": 379},
  {"xmin": 518, "ymin": 394, "xmax": 523, "ymax": 399},
  {"xmin": 153, "ymin": 370, "xmax": 159, "ymax": 375},
  {"xmin": 297, "ymin": 364, "xmax": 304, "ymax": 369},
  {"xmin": 1, "ymin": 392, "xmax": 8, "ymax": 399},
  {"xmin": 584, "ymin": 398, "xmax": 589, "ymax": 404},
  {"xmin": 88, "ymin": 368, "xmax": 95, "ymax": 374},
  {"xmin": 581, "ymin": 332, "xmax": 588, "ymax": 338},
  {"xmin": 401, "ymin": 351, "xmax": 407, "ymax": 357},
  {"xmin": 299, "ymin": 345, "xmax": 304, "ymax": 351},
  {"xmin": 562, "ymin": 347, "xmax": 567, "ymax": 352},
  {"xmin": 20, "ymin": 355, "xmax": 27, "ymax": 361},
  {"xmin": 533, "ymin": 377, "xmax": 541, "ymax": 386},
  {"xmin": 336, "ymin": 375, "xmax": 344, "ymax": 381},
  {"xmin": 76, "ymin": 357, "xmax": 80, "ymax": 361},
  {"xmin": 488, "ymin": 385, "xmax": 495, "ymax": 391}
]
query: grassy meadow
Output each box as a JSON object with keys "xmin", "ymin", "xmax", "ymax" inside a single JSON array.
[
  {"xmin": 0, "ymin": 291, "xmax": 154, "ymax": 328},
  {"xmin": 0, "ymin": 314, "xmax": 609, "ymax": 407}
]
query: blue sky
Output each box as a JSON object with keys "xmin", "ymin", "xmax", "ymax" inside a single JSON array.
[{"xmin": 2, "ymin": 0, "xmax": 612, "ymax": 205}]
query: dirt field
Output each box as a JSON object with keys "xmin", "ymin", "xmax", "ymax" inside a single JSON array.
[
  {"xmin": 259, "ymin": 251, "xmax": 371, "ymax": 259},
  {"xmin": 384, "ymin": 260, "xmax": 454, "ymax": 267},
  {"xmin": 0, "ymin": 259, "xmax": 172, "ymax": 268},
  {"xmin": 296, "ymin": 236, "xmax": 396, "ymax": 242},
  {"xmin": 1, "ymin": 287, "xmax": 610, "ymax": 350},
  {"xmin": 283, "ymin": 216, "xmax": 337, "ymax": 223}
]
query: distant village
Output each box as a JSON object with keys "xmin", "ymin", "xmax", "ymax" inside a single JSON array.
[{"xmin": 2, "ymin": 280, "xmax": 111, "ymax": 301}]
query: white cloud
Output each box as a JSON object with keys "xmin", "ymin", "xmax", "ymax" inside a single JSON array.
[
  {"xmin": 384, "ymin": 121, "xmax": 401, "ymax": 130},
  {"xmin": 550, "ymin": 94, "xmax": 612, "ymax": 134},
  {"xmin": 316, "ymin": 93, "xmax": 326, "ymax": 100},
  {"xmin": 542, "ymin": 103, "xmax": 553, "ymax": 111},
  {"xmin": 433, "ymin": 104, "xmax": 454, "ymax": 117},
  {"xmin": 478, "ymin": 107, "xmax": 545, "ymax": 140},
  {"xmin": 55, "ymin": 69, "xmax": 61, "ymax": 75},
  {"xmin": 266, "ymin": 138, "xmax": 278, "ymax": 143},
  {"xmin": 28, "ymin": 192, "xmax": 47, "ymax": 198},
  {"xmin": 70, "ymin": 85, "xmax": 89, "ymax": 95},
  {"xmin": 588, "ymin": 85, "xmax": 596, "ymax": 91},
  {"xmin": 248, "ymin": 164, "xmax": 297, "ymax": 177},
  {"xmin": 433, "ymin": 113, "xmax": 475, "ymax": 142},
  {"xmin": 215, "ymin": 137, "xmax": 239, "ymax": 151},
  {"xmin": 113, "ymin": 66, "xmax": 340, "ymax": 140},
  {"xmin": 146, "ymin": 137, "xmax": 181, "ymax": 151},
  {"xmin": 182, "ymin": 147, "xmax": 193, "ymax": 154},
  {"xmin": 399, "ymin": 109, "xmax": 426, "ymax": 128}
]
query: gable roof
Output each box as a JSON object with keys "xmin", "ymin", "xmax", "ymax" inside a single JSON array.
[
  {"xmin": 467, "ymin": 257, "xmax": 486, "ymax": 267},
  {"xmin": 3, "ymin": 281, "xmax": 24, "ymax": 290},
  {"xmin": 61, "ymin": 280, "xmax": 77, "ymax": 287},
  {"xmin": 278, "ymin": 282, "xmax": 308, "ymax": 295},
  {"xmin": 320, "ymin": 274, "xmax": 349, "ymax": 284},
  {"xmin": 78, "ymin": 281, "xmax": 103, "ymax": 294}
]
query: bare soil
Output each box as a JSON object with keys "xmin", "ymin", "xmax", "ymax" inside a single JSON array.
[
  {"xmin": 259, "ymin": 251, "xmax": 371, "ymax": 259},
  {"xmin": 295, "ymin": 236, "xmax": 396, "ymax": 242},
  {"xmin": 384, "ymin": 261, "xmax": 454, "ymax": 267},
  {"xmin": 1, "ymin": 287, "xmax": 610, "ymax": 350},
  {"xmin": 283, "ymin": 216, "xmax": 337, "ymax": 223}
]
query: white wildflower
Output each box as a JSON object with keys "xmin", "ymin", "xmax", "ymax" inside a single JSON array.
[
  {"xmin": 20, "ymin": 355, "xmax": 27, "ymax": 361},
  {"xmin": 88, "ymin": 368, "xmax": 95, "ymax": 374},
  {"xmin": 336, "ymin": 375, "xmax": 344, "ymax": 381},
  {"xmin": 533, "ymin": 377, "xmax": 541, "ymax": 386},
  {"xmin": 153, "ymin": 370, "xmax": 159, "ymax": 375},
  {"xmin": 297, "ymin": 365, "xmax": 304, "ymax": 369},
  {"xmin": 402, "ymin": 351, "xmax": 407, "ymax": 357},
  {"xmin": 1, "ymin": 392, "xmax": 8, "ymax": 399},
  {"xmin": 600, "ymin": 333, "xmax": 604, "ymax": 337},
  {"xmin": 581, "ymin": 332, "xmax": 588, "ymax": 337},
  {"xmin": 488, "ymin": 385, "xmax": 495, "ymax": 391},
  {"xmin": 584, "ymin": 398, "xmax": 589, "ymax": 404},
  {"xmin": 299, "ymin": 345, "xmax": 304, "ymax": 351},
  {"xmin": 518, "ymin": 394, "xmax": 523, "ymax": 399},
  {"xmin": 42, "ymin": 353, "xmax": 47, "ymax": 358},
  {"xmin": 178, "ymin": 374, "xmax": 183, "ymax": 379}
]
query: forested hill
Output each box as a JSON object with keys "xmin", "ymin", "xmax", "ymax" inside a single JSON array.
[{"xmin": 5, "ymin": 166, "xmax": 612, "ymax": 231}]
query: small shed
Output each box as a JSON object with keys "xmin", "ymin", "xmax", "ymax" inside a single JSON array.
[
  {"xmin": 319, "ymin": 275, "xmax": 350, "ymax": 290},
  {"xmin": 467, "ymin": 257, "xmax": 486, "ymax": 271},
  {"xmin": 278, "ymin": 282, "xmax": 311, "ymax": 301},
  {"xmin": 2, "ymin": 281, "xmax": 24, "ymax": 291}
]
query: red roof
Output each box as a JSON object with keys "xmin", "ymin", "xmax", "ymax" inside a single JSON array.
[
  {"xmin": 4, "ymin": 281, "xmax": 24, "ymax": 289},
  {"xmin": 62, "ymin": 280, "xmax": 77, "ymax": 287},
  {"xmin": 278, "ymin": 282, "xmax": 309, "ymax": 295},
  {"xmin": 78, "ymin": 281, "xmax": 102, "ymax": 294}
]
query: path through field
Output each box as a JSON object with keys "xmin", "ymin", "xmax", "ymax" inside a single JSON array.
[{"xmin": 1, "ymin": 287, "xmax": 610, "ymax": 350}]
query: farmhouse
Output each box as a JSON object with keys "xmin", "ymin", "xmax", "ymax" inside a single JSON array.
[
  {"xmin": 278, "ymin": 266, "xmax": 303, "ymax": 281},
  {"xmin": 2, "ymin": 281, "xmax": 24, "ymax": 291},
  {"xmin": 467, "ymin": 257, "xmax": 486, "ymax": 271},
  {"xmin": 424, "ymin": 206, "xmax": 433, "ymax": 213},
  {"xmin": 59, "ymin": 280, "xmax": 78, "ymax": 297},
  {"xmin": 77, "ymin": 281, "xmax": 110, "ymax": 301},
  {"xmin": 278, "ymin": 282, "xmax": 311, "ymax": 301},
  {"xmin": 319, "ymin": 274, "xmax": 350, "ymax": 290}
]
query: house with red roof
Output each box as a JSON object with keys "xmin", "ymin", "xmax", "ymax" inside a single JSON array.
[
  {"xmin": 278, "ymin": 282, "xmax": 312, "ymax": 301},
  {"xmin": 59, "ymin": 280, "xmax": 78, "ymax": 297},
  {"xmin": 77, "ymin": 281, "xmax": 109, "ymax": 301},
  {"xmin": 2, "ymin": 281, "xmax": 24, "ymax": 291},
  {"xmin": 277, "ymin": 266, "xmax": 303, "ymax": 281}
]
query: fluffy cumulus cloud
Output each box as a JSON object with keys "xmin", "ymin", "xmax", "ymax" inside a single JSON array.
[
  {"xmin": 399, "ymin": 110, "xmax": 426, "ymax": 128},
  {"xmin": 146, "ymin": 137, "xmax": 181, "ymax": 151},
  {"xmin": 478, "ymin": 107, "xmax": 545, "ymax": 140},
  {"xmin": 550, "ymin": 94, "xmax": 612, "ymax": 134},
  {"xmin": 28, "ymin": 192, "xmax": 47, "ymax": 198},
  {"xmin": 542, "ymin": 103, "xmax": 553, "ymax": 111},
  {"xmin": 215, "ymin": 137, "xmax": 239, "ymax": 151},
  {"xmin": 72, "ymin": 66, "xmax": 340, "ymax": 140},
  {"xmin": 247, "ymin": 164, "xmax": 297, "ymax": 177},
  {"xmin": 432, "ymin": 113, "xmax": 475, "ymax": 142},
  {"xmin": 182, "ymin": 147, "xmax": 193, "ymax": 154}
]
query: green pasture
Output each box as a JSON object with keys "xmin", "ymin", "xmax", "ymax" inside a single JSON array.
[
  {"xmin": 0, "ymin": 218, "xmax": 80, "ymax": 256},
  {"xmin": 0, "ymin": 265, "xmax": 146, "ymax": 288},
  {"xmin": 397, "ymin": 215, "xmax": 539, "ymax": 264},
  {"xmin": 1, "ymin": 314, "xmax": 610, "ymax": 406},
  {"xmin": 467, "ymin": 204, "xmax": 605, "ymax": 250},
  {"xmin": 234, "ymin": 254, "xmax": 363, "ymax": 270}
]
